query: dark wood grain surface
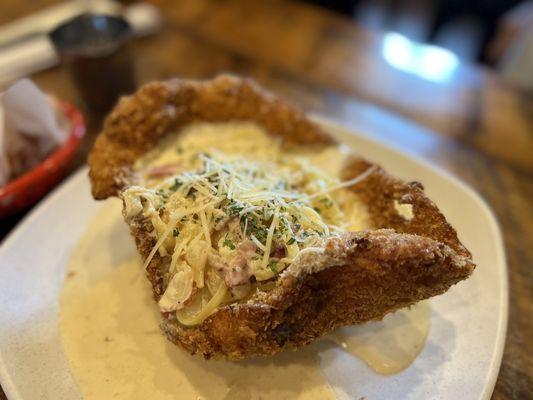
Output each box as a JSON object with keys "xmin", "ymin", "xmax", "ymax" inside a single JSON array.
[{"xmin": 0, "ymin": 1, "xmax": 531, "ymax": 399}]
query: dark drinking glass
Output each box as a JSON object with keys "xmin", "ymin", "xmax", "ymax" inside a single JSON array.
[{"xmin": 50, "ymin": 14, "xmax": 136, "ymax": 112}]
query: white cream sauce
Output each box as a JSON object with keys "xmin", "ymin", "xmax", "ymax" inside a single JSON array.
[
  {"xmin": 60, "ymin": 123, "xmax": 430, "ymax": 398},
  {"xmin": 329, "ymin": 302, "xmax": 430, "ymax": 375},
  {"xmin": 60, "ymin": 203, "xmax": 430, "ymax": 399},
  {"xmin": 60, "ymin": 201, "xmax": 337, "ymax": 400},
  {"xmin": 135, "ymin": 122, "xmax": 372, "ymax": 232}
]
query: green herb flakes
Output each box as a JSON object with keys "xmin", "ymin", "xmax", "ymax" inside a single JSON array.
[
  {"xmin": 169, "ymin": 178, "xmax": 182, "ymax": 191},
  {"xmin": 224, "ymin": 236, "xmax": 235, "ymax": 250},
  {"xmin": 228, "ymin": 200, "xmax": 244, "ymax": 216},
  {"xmin": 268, "ymin": 260, "xmax": 278, "ymax": 273},
  {"xmin": 253, "ymin": 226, "xmax": 267, "ymax": 242}
]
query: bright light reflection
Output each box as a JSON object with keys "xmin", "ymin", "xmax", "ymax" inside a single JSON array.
[{"xmin": 382, "ymin": 33, "xmax": 459, "ymax": 83}]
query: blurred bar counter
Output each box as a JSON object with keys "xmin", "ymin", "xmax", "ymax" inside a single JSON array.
[{"xmin": 0, "ymin": 1, "xmax": 531, "ymax": 399}]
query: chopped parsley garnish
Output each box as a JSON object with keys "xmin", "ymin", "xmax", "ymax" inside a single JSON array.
[
  {"xmin": 223, "ymin": 236, "xmax": 235, "ymax": 250},
  {"xmin": 156, "ymin": 188, "xmax": 169, "ymax": 199},
  {"xmin": 242, "ymin": 216, "xmax": 269, "ymax": 242},
  {"xmin": 255, "ymin": 229, "xmax": 267, "ymax": 242},
  {"xmin": 287, "ymin": 237, "xmax": 296, "ymax": 245},
  {"xmin": 172, "ymin": 228, "xmax": 180, "ymax": 237},
  {"xmin": 186, "ymin": 187, "xmax": 197, "ymax": 198},
  {"xmin": 228, "ymin": 200, "xmax": 244, "ymax": 216},
  {"xmin": 278, "ymin": 217, "xmax": 290, "ymax": 233},
  {"xmin": 268, "ymin": 260, "xmax": 278, "ymax": 273},
  {"xmin": 252, "ymin": 223, "xmax": 267, "ymax": 242},
  {"xmin": 169, "ymin": 178, "xmax": 182, "ymax": 191}
]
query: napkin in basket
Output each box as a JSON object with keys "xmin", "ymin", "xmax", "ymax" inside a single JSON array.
[{"xmin": 0, "ymin": 79, "xmax": 67, "ymax": 187}]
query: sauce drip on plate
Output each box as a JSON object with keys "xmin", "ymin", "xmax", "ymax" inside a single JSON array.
[
  {"xmin": 329, "ymin": 302, "xmax": 430, "ymax": 375},
  {"xmin": 60, "ymin": 128, "xmax": 430, "ymax": 397},
  {"xmin": 61, "ymin": 201, "xmax": 337, "ymax": 399}
]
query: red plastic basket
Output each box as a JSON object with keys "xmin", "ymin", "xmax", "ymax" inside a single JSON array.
[{"xmin": 0, "ymin": 100, "xmax": 86, "ymax": 218}]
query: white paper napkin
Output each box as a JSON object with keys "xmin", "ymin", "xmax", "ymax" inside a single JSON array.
[{"xmin": 0, "ymin": 79, "xmax": 68, "ymax": 186}]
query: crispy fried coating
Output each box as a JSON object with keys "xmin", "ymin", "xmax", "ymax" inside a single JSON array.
[
  {"xmin": 88, "ymin": 75, "xmax": 475, "ymax": 360},
  {"xmin": 88, "ymin": 75, "xmax": 333, "ymax": 199}
]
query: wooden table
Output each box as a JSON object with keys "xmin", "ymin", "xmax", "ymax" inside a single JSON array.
[{"xmin": 0, "ymin": 1, "xmax": 531, "ymax": 399}]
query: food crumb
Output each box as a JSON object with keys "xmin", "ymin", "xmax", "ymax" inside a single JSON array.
[
  {"xmin": 393, "ymin": 200, "xmax": 414, "ymax": 220},
  {"xmin": 104, "ymin": 336, "xmax": 113, "ymax": 342},
  {"xmin": 67, "ymin": 271, "xmax": 76, "ymax": 279}
]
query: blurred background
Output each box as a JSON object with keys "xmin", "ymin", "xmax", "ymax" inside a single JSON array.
[
  {"xmin": 311, "ymin": 0, "xmax": 533, "ymax": 68},
  {"xmin": 1, "ymin": 0, "xmax": 532, "ymax": 133},
  {"xmin": 0, "ymin": 1, "xmax": 531, "ymax": 399},
  {"xmin": 1, "ymin": 0, "xmax": 530, "ymax": 205}
]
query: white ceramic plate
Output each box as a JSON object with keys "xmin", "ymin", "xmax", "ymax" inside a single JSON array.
[{"xmin": 0, "ymin": 118, "xmax": 508, "ymax": 400}]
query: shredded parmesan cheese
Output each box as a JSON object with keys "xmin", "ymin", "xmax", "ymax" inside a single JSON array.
[{"xmin": 124, "ymin": 122, "xmax": 373, "ymax": 326}]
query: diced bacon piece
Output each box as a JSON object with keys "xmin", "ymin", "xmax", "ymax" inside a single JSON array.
[{"xmin": 146, "ymin": 162, "xmax": 181, "ymax": 179}]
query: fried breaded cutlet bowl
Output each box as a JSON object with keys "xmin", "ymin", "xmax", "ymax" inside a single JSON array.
[{"xmin": 88, "ymin": 75, "xmax": 475, "ymax": 360}]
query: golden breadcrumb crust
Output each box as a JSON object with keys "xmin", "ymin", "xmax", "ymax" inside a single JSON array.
[
  {"xmin": 88, "ymin": 75, "xmax": 475, "ymax": 360},
  {"xmin": 89, "ymin": 75, "xmax": 333, "ymax": 199}
]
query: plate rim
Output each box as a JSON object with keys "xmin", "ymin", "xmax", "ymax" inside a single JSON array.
[
  {"xmin": 0, "ymin": 117, "xmax": 509, "ymax": 399},
  {"xmin": 314, "ymin": 116, "xmax": 509, "ymax": 399},
  {"xmin": 0, "ymin": 167, "xmax": 90, "ymax": 400}
]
